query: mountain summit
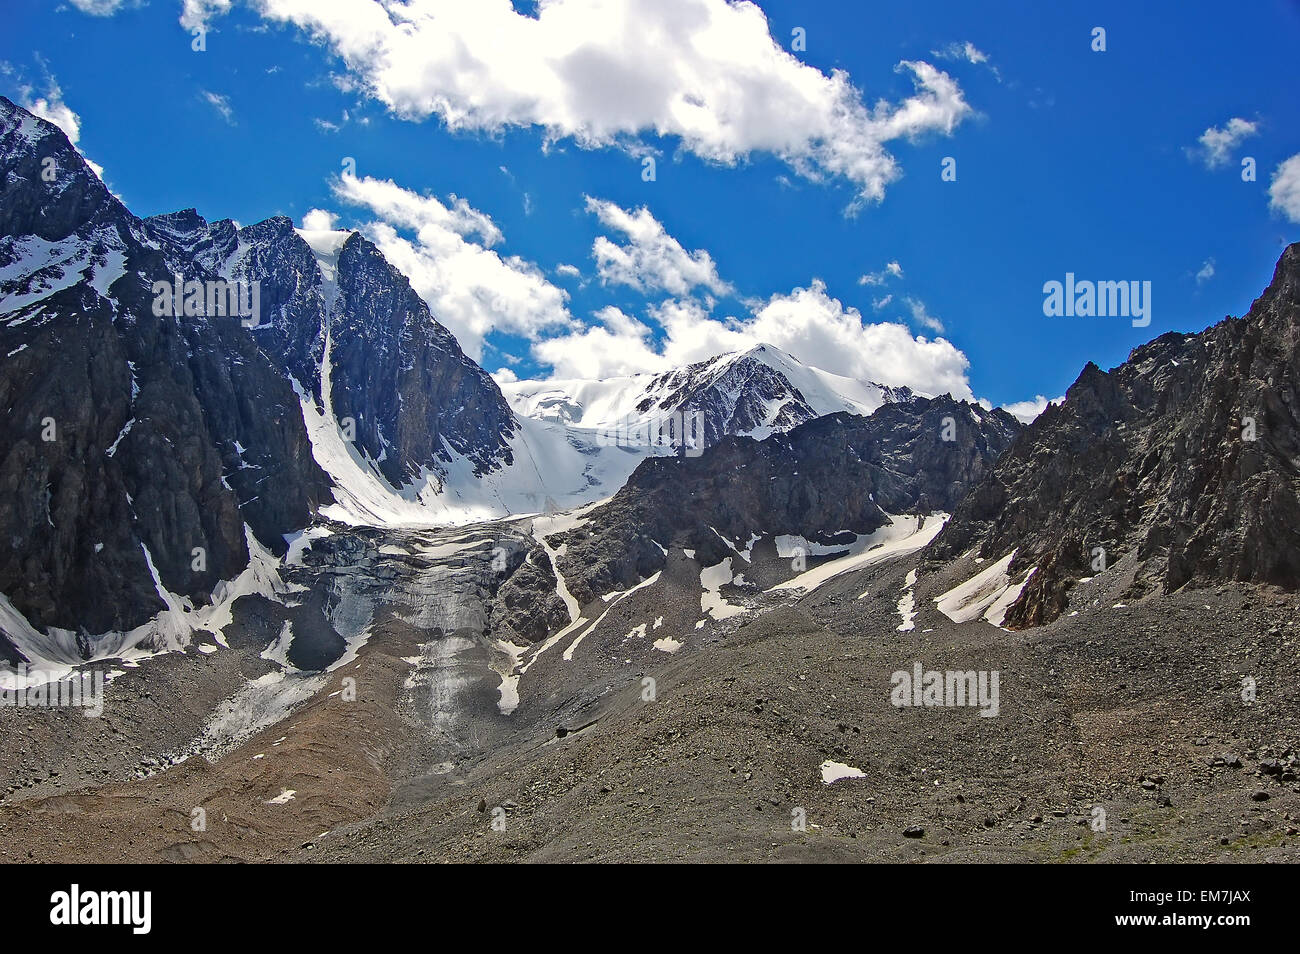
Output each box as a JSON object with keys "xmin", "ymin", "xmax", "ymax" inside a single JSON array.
[
  {"xmin": 501, "ymin": 342, "xmax": 913, "ymax": 444},
  {"xmin": 929, "ymin": 243, "xmax": 1300, "ymax": 627}
]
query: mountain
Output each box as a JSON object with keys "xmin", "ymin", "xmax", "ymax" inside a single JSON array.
[
  {"xmin": 0, "ymin": 96, "xmax": 580, "ymax": 661},
  {"xmin": 491, "ymin": 394, "xmax": 1020, "ymax": 644},
  {"xmin": 0, "ymin": 97, "xmax": 331, "ymax": 644},
  {"xmin": 501, "ymin": 343, "xmax": 913, "ymax": 445},
  {"xmin": 928, "ymin": 243, "xmax": 1300, "ymax": 628},
  {"xmin": 144, "ymin": 210, "xmax": 520, "ymax": 489}
]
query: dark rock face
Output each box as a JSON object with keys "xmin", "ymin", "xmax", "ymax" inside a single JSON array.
[
  {"xmin": 0, "ymin": 96, "xmax": 523, "ymax": 649},
  {"xmin": 549, "ymin": 395, "xmax": 1021, "ymax": 606},
  {"xmin": 929, "ymin": 243, "xmax": 1300, "ymax": 628},
  {"xmin": 0, "ymin": 98, "xmax": 331, "ymax": 642},
  {"xmin": 327, "ymin": 233, "xmax": 517, "ymax": 486},
  {"xmin": 0, "ymin": 97, "xmax": 326, "ymax": 637},
  {"xmin": 159, "ymin": 212, "xmax": 519, "ymax": 488},
  {"xmin": 637, "ymin": 351, "xmax": 817, "ymax": 447},
  {"xmin": 489, "ymin": 548, "xmax": 572, "ymax": 645}
]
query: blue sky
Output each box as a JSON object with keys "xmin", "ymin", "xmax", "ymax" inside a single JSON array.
[{"xmin": 5, "ymin": 0, "xmax": 1299, "ymax": 414}]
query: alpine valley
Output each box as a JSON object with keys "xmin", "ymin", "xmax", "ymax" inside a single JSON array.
[{"xmin": 2, "ymin": 98, "xmax": 1298, "ymax": 863}]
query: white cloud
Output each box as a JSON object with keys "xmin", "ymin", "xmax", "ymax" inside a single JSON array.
[
  {"xmin": 330, "ymin": 174, "xmax": 575, "ymax": 359},
  {"xmin": 1195, "ymin": 258, "xmax": 1215, "ymax": 284},
  {"xmin": 586, "ymin": 197, "xmax": 731, "ymax": 297},
  {"xmin": 1194, "ymin": 117, "xmax": 1257, "ymax": 169},
  {"xmin": 871, "ymin": 294, "xmax": 893, "ymax": 310},
  {"xmin": 300, "ymin": 208, "xmax": 338, "ymax": 231},
  {"xmin": 201, "ymin": 90, "xmax": 235, "ymax": 124},
  {"xmin": 491, "ymin": 367, "xmax": 519, "ymax": 385},
  {"xmin": 21, "ymin": 83, "xmax": 80, "ymax": 143},
  {"xmin": 180, "ymin": 0, "xmax": 232, "ymax": 32},
  {"xmin": 904, "ymin": 296, "xmax": 944, "ymax": 333},
  {"xmin": 932, "ymin": 41, "xmax": 999, "ymax": 80},
  {"xmin": 858, "ymin": 260, "xmax": 903, "ymax": 285},
  {"xmin": 532, "ymin": 306, "xmax": 662, "ymax": 379},
  {"xmin": 1000, "ymin": 394, "xmax": 1063, "ymax": 424},
  {"xmin": 67, "ymin": 0, "xmax": 126, "ymax": 16},
  {"xmin": 1268, "ymin": 154, "xmax": 1300, "ymax": 224},
  {"xmin": 555, "ymin": 263, "xmax": 582, "ymax": 278},
  {"xmin": 532, "ymin": 281, "xmax": 974, "ymax": 399},
  {"xmin": 240, "ymin": 0, "xmax": 970, "ymax": 205},
  {"xmin": 334, "ymin": 173, "xmax": 502, "ymax": 245}
]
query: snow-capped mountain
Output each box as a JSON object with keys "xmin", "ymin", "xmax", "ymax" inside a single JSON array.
[
  {"xmin": 0, "ymin": 96, "xmax": 664, "ymax": 657},
  {"xmin": 502, "ymin": 343, "xmax": 914, "ymax": 446},
  {"xmin": 0, "ymin": 96, "xmax": 331, "ymax": 641}
]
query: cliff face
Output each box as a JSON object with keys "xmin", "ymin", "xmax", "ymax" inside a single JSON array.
[
  {"xmin": 0, "ymin": 97, "xmax": 331, "ymax": 637},
  {"xmin": 929, "ymin": 243, "xmax": 1300, "ymax": 627}
]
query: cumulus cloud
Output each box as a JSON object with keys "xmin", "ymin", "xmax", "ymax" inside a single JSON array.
[
  {"xmin": 1001, "ymin": 394, "xmax": 1063, "ymax": 424},
  {"xmin": 1194, "ymin": 117, "xmax": 1257, "ymax": 169},
  {"xmin": 532, "ymin": 281, "xmax": 974, "ymax": 399},
  {"xmin": 329, "ymin": 174, "xmax": 575, "ymax": 359},
  {"xmin": 1269, "ymin": 154, "xmax": 1300, "ymax": 224},
  {"xmin": 231, "ymin": 0, "xmax": 970, "ymax": 205},
  {"xmin": 532, "ymin": 306, "xmax": 662, "ymax": 379},
  {"xmin": 1195, "ymin": 258, "xmax": 1215, "ymax": 284},
  {"xmin": 586, "ymin": 197, "xmax": 731, "ymax": 297},
  {"xmin": 180, "ymin": 0, "xmax": 232, "ymax": 32},
  {"xmin": 300, "ymin": 208, "xmax": 338, "ymax": 231},
  {"xmin": 335, "ymin": 173, "xmax": 502, "ymax": 245},
  {"xmin": 555, "ymin": 263, "xmax": 582, "ymax": 278}
]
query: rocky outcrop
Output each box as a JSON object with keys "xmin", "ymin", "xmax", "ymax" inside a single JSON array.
[
  {"xmin": 546, "ymin": 395, "xmax": 1020, "ymax": 606},
  {"xmin": 489, "ymin": 546, "xmax": 572, "ymax": 645},
  {"xmin": 154, "ymin": 210, "xmax": 520, "ymax": 488},
  {"xmin": 929, "ymin": 243, "xmax": 1300, "ymax": 628}
]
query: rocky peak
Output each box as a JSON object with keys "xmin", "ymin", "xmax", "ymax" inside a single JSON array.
[
  {"xmin": 929, "ymin": 243, "xmax": 1300, "ymax": 628},
  {"xmin": 0, "ymin": 99, "xmax": 330, "ymax": 644},
  {"xmin": 0, "ymin": 96, "xmax": 122, "ymax": 242}
]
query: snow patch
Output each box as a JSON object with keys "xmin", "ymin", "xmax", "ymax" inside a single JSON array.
[
  {"xmin": 769, "ymin": 514, "xmax": 948, "ymax": 594},
  {"xmin": 820, "ymin": 760, "xmax": 866, "ymax": 784}
]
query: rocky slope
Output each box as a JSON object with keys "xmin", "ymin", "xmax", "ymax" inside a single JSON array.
[
  {"xmin": 929, "ymin": 243, "xmax": 1300, "ymax": 628},
  {"xmin": 493, "ymin": 395, "xmax": 1020, "ymax": 625},
  {"xmin": 149, "ymin": 210, "xmax": 520, "ymax": 487}
]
